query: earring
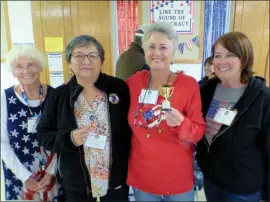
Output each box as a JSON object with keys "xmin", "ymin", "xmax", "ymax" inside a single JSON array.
[{"xmin": 69, "ymin": 69, "xmax": 74, "ymax": 76}]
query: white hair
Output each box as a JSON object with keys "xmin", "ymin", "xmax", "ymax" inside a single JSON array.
[
  {"xmin": 142, "ymin": 21, "xmax": 178, "ymax": 54},
  {"xmin": 138, "ymin": 23, "xmax": 151, "ymax": 33},
  {"xmin": 5, "ymin": 45, "xmax": 45, "ymax": 72}
]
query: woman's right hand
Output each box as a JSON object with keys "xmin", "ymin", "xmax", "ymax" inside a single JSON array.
[
  {"xmin": 71, "ymin": 126, "xmax": 90, "ymax": 146},
  {"xmin": 25, "ymin": 176, "xmax": 39, "ymax": 191}
]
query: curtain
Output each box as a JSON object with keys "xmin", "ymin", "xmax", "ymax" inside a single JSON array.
[
  {"xmin": 117, "ymin": 0, "xmax": 138, "ymax": 55},
  {"xmin": 201, "ymin": 0, "xmax": 232, "ymax": 77}
]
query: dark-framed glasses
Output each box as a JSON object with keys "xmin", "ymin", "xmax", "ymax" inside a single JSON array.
[{"xmin": 72, "ymin": 52, "xmax": 100, "ymax": 63}]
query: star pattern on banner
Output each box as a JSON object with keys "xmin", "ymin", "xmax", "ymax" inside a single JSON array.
[
  {"xmin": 150, "ymin": 0, "xmax": 192, "ymax": 12},
  {"xmin": 178, "ymin": 43, "xmax": 185, "ymax": 54},
  {"xmin": 150, "ymin": 0, "xmax": 172, "ymax": 12},
  {"xmin": 192, "ymin": 36, "xmax": 200, "ymax": 47},
  {"xmin": 177, "ymin": 36, "xmax": 200, "ymax": 54}
]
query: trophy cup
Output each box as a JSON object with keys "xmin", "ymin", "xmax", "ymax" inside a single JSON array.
[{"xmin": 159, "ymin": 84, "xmax": 174, "ymax": 111}]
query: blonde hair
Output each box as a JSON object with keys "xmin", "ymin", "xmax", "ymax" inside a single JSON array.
[{"xmin": 5, "ymin": 45, "xmax": 45, "ymax": 72}]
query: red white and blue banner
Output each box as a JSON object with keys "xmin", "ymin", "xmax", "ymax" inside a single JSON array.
[
  {"xmin": 150, "ymin": 0, "xmax": 194, "ymax": 34},
  {"xmin": 178, "ymin": 36, "xmax": 199, "ymax": 54}
]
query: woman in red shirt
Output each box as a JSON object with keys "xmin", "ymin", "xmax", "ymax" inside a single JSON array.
[{"xmin": 126, "ymin": 21, "xmax": 206, "ymax": 201}]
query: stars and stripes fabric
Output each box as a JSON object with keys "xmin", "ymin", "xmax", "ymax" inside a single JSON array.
[
  {"xmin": 186, "ymin": 40, "xmax": 193, "ymax": 51},
  {"xmin": 192, "ymin": 36, "xmax": 200, "ymax": 47},
  {"xmin": 143, "ymin": 105, "xmax": 165, "ymax": 128},
  {"xmin": 205, "ymin": 99, "xmax": 229, "ymax": 144},
  {"xmin": 2, "ymin": 86, "xmax": 64, "ymax": 201}
]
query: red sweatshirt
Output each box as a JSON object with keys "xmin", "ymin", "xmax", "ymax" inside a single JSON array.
[{"xmin": 126, "ymin": 70, "xmax": 206, "ymax": 195}]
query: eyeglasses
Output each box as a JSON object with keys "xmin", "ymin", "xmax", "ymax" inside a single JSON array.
[{"xmin": 72, "ymin": 52, "xmax": 100, "ymax": 63}]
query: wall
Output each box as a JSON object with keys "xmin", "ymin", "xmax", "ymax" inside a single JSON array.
[
  {"xmin": 232, "ymin": 1, "xmax": 269, "ymax": 83},
  {"xmin": 111, "ymin": 1, "xmax": 120, "ymax": 75},
  {"xmin": 1, "ymin": 2, "xmax": 8, "ymax": 60},
  {"xmin": 7, "ymin": 1, "xmax": 34, "ymax": 45}
]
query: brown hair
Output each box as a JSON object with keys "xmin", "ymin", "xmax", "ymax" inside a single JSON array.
[
  {"xmin": 212, "ymin": 31, "xmax": 254, "ymax": 83},
  {"xmin": 204, "ymin": 56, "xmax": 213, "ymax": 66}
]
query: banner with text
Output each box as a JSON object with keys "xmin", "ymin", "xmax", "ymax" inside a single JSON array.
[{"xmin": 150, "ymin": 0, "xmax": 194, "ymax": 34}]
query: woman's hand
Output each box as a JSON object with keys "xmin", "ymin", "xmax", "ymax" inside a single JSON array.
[
  {"xmin": 71, "ymin": 126, "xmax": 90, "ymax": 146},
  {"xmin": 164, "ymin": 107, "xmax": 184, "ymax": 127},
  {"xmin": 25, "ymin": 176, "xmax": 39, "ymax": 192},
  {"xmin": 38, "ymin": 173, "xmax": 56, "ymax": 190}
]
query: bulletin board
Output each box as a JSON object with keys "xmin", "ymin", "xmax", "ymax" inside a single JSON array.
[{"xmin": 139, "ymin": 0, "xmax": 204, "ymax": 64}]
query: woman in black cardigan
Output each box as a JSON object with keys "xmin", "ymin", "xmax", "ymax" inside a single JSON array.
[{"xmin": 37, "ymin": 35, "xmax": 131, "ymax": 201}]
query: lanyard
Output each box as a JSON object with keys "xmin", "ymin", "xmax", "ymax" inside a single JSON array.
[
  {"xmin": 133, "ymin": 72, "xmax": 172, "ymax": 128},
  {"xmin": 133, "ymin": 74, "xmax": 152, "ymax": 118},
  {"xmin": 20, "ymin": 85, "xmax": 43, "ymax": 117}
]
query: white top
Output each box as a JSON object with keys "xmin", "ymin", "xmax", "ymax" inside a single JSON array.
[{"xmin": 1, "ymin": 89, "xmax": 57, "ymax": 183}]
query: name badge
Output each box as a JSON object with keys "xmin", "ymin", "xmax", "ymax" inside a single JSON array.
[
  {"xmin": 213, "ymin": 108, "xmax": 237, "ymax": 126},
  {"xmin": 138, "ymin": 89, "xmax": 158, "ymax": 105},
  {"xmin": 27, "ymin": 117, "xmax": 39, "ymax": 133},
  {"xmin": 85, "ymin": 133, "xmax": 107, "ymax": 150}
]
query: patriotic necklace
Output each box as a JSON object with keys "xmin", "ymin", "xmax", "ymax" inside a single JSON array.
[{"xmin": 133, "ymin": 72, "xmax": 172, "ymax": 138}]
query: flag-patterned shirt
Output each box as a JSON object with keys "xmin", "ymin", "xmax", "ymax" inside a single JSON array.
[
  {"xmin": 205, "ymin": 84, "xmax": 247, "ymax": 144},
  {"xmin": 1, "ymin": 86, "xmax": 64, "ymax": 201}
]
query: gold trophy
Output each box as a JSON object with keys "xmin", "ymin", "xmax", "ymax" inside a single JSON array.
[{"xmin": 159, "ymin": 84, "xmax": 174, "ymax": 111}]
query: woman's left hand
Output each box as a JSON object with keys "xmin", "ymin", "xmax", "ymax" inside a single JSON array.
[
  {"xmin": 164, "ymin": 107, "xmax": 184, "ymax": 127},
  {"xmin": 38, "ymin": 173, "xmax": 55, "ymax": 190}
]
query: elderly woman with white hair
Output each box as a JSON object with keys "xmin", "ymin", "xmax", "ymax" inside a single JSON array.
[
  {"xmin": 126, "ymin": 21, "xmax": 206, "ymax": 201},
  {"xmin": 1, "ymin": 45, "xmax": 64, "ymax": 201}
]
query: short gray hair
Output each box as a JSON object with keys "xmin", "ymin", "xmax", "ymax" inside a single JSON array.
[
  {"xmin": 142, "ymin": 21, "xmax": 178, "ymax": 54},
  {"xmin": 5, "ymin": 45, "xmax": 45, "ymax": 72},
  {"xmin": 65, "ymin": 35, "xmax": 105, "ymax": 64}
]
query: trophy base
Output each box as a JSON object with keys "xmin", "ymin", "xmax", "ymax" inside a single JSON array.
[
  {"xmin": 161, "ymin": 102, "xmax": 171, "ymax": 111},
  {"xmin": 161, "ymin": 108, "xmax": 172, "ymax": 111}
]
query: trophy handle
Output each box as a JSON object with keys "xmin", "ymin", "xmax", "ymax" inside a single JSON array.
[
  {"xmin": 159, "ymin": 87, "xmax": 164, "ymax": 97},
  {"xmin": 169, "ymin": 87, "xmax": 174, "ymax": 97}
]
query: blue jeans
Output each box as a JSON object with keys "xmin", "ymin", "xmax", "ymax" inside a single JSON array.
[
  {"xmin": 132, "ymin": 187, "xmax": 194, "ymax": 201},
  {"xmin": 204, "ymin": 177, "xmax": 261, "ymax": 202}
]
